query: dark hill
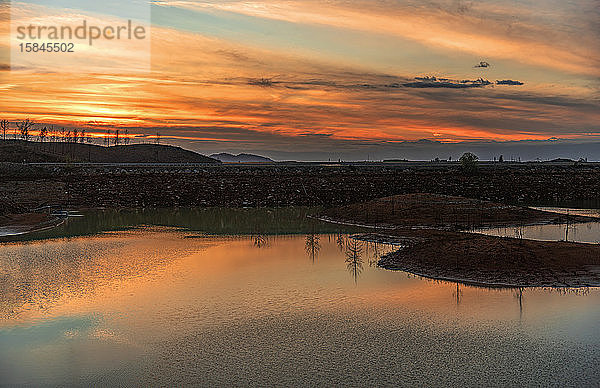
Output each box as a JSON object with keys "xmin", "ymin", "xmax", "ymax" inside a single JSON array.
[
  {"xmin": 210, "ymin": 152, "xmax": 274, "ymax": 163},
  {"xmin": 0, "ymin": 140, "xmax": 219, "ymax": 164}
]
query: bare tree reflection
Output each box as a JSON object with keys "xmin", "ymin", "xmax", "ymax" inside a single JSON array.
[
  {"xmin": 305, "ymin": 234, "xmax": 321, "ymax": 263},
  {"xmin": 365, "ymin": 240, "xmax": 382, "ymax": 267},
  {"xmin": 336, "ymin": 232, "xmax": 346, "ymax": 253},
  {"xmin": 251, "ymin": 233, "xmax": 269, "ymax": 248},
  {"xmin": 452, "ymin": 283, "xmax": 463, "ymax": 306},
  {"xmin": 513, "ymin": 287, "xmax": 524, "ymax": 320},
  {"xmin": 250, "ymin": 216, "xmax": 269, "ymax": 248},
  {"xmin": 345, "ymin": 239, "xmax": 363, "ymax": 284}
]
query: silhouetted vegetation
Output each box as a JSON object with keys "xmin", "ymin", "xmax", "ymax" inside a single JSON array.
[
  {"xmin": 0, "ymin": 120, "xmax": 8, "ymax": 141},
  {"xmin": 459, "ymin": 152, "xmax": 479, "ymax": 173}
]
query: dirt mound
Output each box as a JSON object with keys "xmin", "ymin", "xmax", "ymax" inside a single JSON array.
[
  {"xmin": 321, "ymin": 193, "xmax": 590, "ymax": 229},
  {"xmin": 376, "ymin": 229, "xmax": 600, "ymax": 287}
]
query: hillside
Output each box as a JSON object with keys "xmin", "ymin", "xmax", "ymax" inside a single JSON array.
[
  {"xmin": 0, "ymin": 140, "xmax": 219, "ymax": 164},
  {"xmin": 210, "ymin": 152, "xmax": 274, "ymax": 163}
]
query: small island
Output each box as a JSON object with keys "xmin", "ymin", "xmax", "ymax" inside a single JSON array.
[{"xmin": 320, "ymin": 194, "xmax": 600, "ymax": 287}]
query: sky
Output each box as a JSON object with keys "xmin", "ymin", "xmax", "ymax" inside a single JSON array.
[{"xmin": 1, "ymin": 0, "xmax": 599, "ymax": 160}]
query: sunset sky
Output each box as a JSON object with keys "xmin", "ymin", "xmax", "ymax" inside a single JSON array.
[{"xmin": 1, "ymin": 0, "xmax": 599, "ymax": 160}]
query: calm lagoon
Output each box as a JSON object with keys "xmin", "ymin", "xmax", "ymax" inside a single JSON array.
[{"xmin": 1, "ymin": 208, "xmax": 599, "ymax": 386}]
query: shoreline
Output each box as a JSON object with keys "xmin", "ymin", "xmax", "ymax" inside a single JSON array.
[
  {"xmin": 319, "ymin": 194, "xmax": 600, "ymax": 288},
  {"xmin": 0, "ymin": 214, "xmax": 66, "ymax": 238},
  {"xmin": 353, "ymin": 230, "xmax": 600, "ymax": 288}
]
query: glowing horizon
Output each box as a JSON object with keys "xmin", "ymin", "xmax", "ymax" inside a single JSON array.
[{"xmin": 1, "ymin": 0, "xmax": 599, "ymax": 159}]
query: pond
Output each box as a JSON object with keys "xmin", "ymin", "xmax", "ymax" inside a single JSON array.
[
  {"xmin": 475, "ymin": 206, "xmax": 600, "ymax": 244},
  {"xmin": 1, "ymin": 209, "xmax": 599, "ymax": 386}
]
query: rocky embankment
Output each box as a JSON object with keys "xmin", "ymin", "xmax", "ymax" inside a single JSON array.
[{"xmin": 1, "ymin": 163, "xmax": 600, "ymax": 210}]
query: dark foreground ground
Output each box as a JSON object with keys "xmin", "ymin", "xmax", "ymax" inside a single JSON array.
[{"xmin": 2, "ymin": 162, "xmax": 600, "ymax": 211}]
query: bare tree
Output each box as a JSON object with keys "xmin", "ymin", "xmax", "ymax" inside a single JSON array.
[
  {"xmin": 79, "ymin": 129, "xmax": 86, "ymax": 143},
  {"xmin": 104, "ymin": 130, "xmax": 111, "ymax": 146},
  {"xmin": 113, "ymin": 129, "xmax": 120, "ymax": 146},
  {"xmin": 17, "ymin": 119, "xmax": 35, "ymax": 141},
  {"xmin": 0, "ymin": 120, "xmax": 9, "ymax": 140},
  {"xmin": 39, "ymin": 126, "xmax": 48, "ymax": 142},
  {"xmin": 73, "ymin": 129, "xmax": 79, "ymax": 143}
]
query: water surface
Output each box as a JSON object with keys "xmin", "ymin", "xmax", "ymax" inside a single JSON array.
[
  {"xmin": 476, "ymin": 207, "xmax": 600, "ymax": 243},
  {"xmin": 1, "ymin": 209, "xmax": 598, "ymax": 386}
]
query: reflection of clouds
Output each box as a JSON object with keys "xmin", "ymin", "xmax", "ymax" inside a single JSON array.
[
  {"xmin": 406, "ymin": 77, "xmax": 492, "ymax": 88},
  {"xmin": 0, "ymin": 229, "xmax": 210, "ymax": 320}
]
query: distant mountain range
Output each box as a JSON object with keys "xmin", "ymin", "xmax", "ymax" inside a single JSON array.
[
  {"xmin": 210, "ymin": 153, "xmax": 274, "ymax": 163},
  {"xmin": 0, "ymin": 140, "xmax": 219, "ymax": 164}
]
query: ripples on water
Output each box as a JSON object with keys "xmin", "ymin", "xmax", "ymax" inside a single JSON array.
[{"xmin": 0, "ymin": 209, "xmax": 599, "ymax": 386}]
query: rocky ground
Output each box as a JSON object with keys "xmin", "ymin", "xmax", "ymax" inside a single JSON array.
[{"xmin": 1, "ymin": 163, "xmax": 600, "ymax": 210}]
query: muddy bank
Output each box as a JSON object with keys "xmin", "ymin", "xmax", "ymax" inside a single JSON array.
[
  {"xmin": 368, "ymin": 229, "xmax": 600, "ymax": 288},
  {"xmin": 0, "ymin": 212, "xmax": 65, "ymax": 237},
  {"xmin": 0, "ymin": 198, "xmax": 64, "ymax": 237},
  {"xmin": 321, "ymin": 193, "xmax": 594, "ymax": 230},
  {"xmin": 322, "ymin": 194, "xmax": 600, "ymax": 287}
]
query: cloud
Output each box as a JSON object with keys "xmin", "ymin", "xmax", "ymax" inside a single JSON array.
[
  {"xmin": 3, "ymin": 12, "xmax": 598, "ymax": 153},
  {"xmin": 496, "ymin": 79, "xmax": 524, "ymax": 86},
  {"xmin": 160, "ymin": 0, "xmax": 600, "ymax": 77},
  {"xmin": 245, "ymin": 75, "xmax": 528, "ymax": 91},
  {"xmin": 405, "ymin": 76, "xmax": 492, "ymax": 88},
  {"xmin": 248, "ymin": 78, "xmax": 276, "ymax": 87},
  {"xmin": 474, "ymin": 61, "xmax": 490, "ymax": 68}
]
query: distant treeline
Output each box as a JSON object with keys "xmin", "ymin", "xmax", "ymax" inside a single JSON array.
[{"xmin": 0, "ymin": 118, "xmax": 158, "ymax": 147}]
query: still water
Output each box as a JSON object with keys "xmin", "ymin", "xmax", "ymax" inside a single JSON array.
[
  {"xmin": 1, "ymin": 209, "xmax": 599, "ymax": 386},
  {"xmin": 476, "ymin": 207, "xmax": 600, "ymax": 244}
]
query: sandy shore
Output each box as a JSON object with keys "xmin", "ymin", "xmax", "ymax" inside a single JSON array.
[{"xmin": 321, "ymin": 194, "xmax": 600, "ymax": 288}]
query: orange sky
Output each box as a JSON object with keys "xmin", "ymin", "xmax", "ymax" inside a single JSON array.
[{"xmin": 1, "ymin": 0, "xmax": 599, "ymax": 159}]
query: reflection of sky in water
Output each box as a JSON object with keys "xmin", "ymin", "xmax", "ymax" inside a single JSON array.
[
  {"xmin": 0, "ymin": 227, "xmax": 599, "ymax": 385},
  {"xmin": 0, "ymin": 314, "xmax": 142, "ymax": 385},
  {"xmin": 476, "ymin": 207, "xmax": 600, "ymax": 243}
]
